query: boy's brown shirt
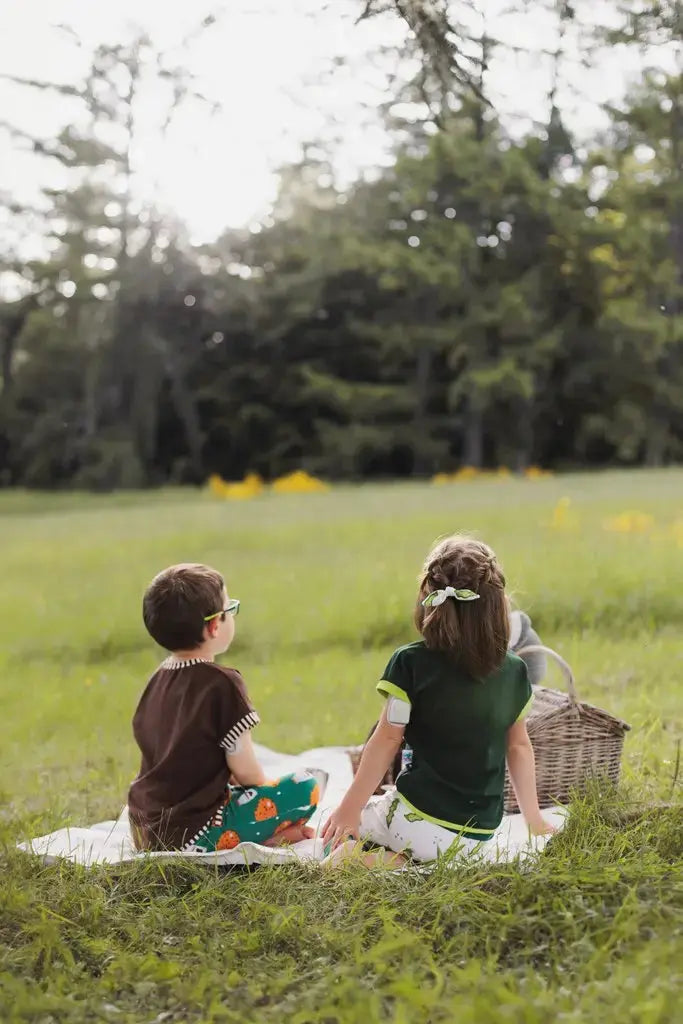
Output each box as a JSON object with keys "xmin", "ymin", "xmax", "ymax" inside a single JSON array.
[{"xmin": 128, "ymin": 659, "xmax": 259, "ymax": 850}]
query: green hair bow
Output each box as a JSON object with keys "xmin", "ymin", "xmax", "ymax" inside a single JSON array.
[{"xmin": 422, "ymin": 586, "xmax": 480, "ymax": 608}]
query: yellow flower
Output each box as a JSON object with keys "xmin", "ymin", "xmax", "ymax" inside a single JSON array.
[
  {"xmin": 431, "ymin": 473, "xmax": 452, "ymax": 485},
  {"xmin": 548, "ymin": 496, "xmax": 578, "ymax": 531},
  {"xmin": 453, "ymin": 466, "xmax": 479, "ymax": 481},
  {"xmin": 525, "ymin": 466, "xmax": 553, "ymax": 479},
  {"xmin": 207, "ymin": 472, "xmax": 264, "ymax": 500},
  {"xmin": 603, "ymin": 511, "xmax": 655, "ymax": 534},
  {"xmin": 271, "ymin": 470, "xmax": 329, "ymax": 494},
  {"xmin": 671, "ymin": 519, "xmax": 683, "ymax": 547},
  {"xmin": 208, "ymin": 473, "xmax": 228, "ymax": 496}
]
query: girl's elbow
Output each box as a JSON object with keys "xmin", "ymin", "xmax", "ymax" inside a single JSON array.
[{"xmin": 506, "ymin": 739, "xmax": 531, "ymax": 756}]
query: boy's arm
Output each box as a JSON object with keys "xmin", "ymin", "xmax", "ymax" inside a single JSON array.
[
  {"xmin": 225, "ymin": 731, "xmax": 268, "ymax": 787},
  {"xmin": 505, "ymin": 719, "xmax": 556, "ymax": 835},
  {"xmin": 322, "ymin": 705, "xmax": 405, "ymax": 850}
]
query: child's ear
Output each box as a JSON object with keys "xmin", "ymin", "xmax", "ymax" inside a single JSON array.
[{"xmin": 204, "ymin": 620, "xmax": 218, "ymax": 640}]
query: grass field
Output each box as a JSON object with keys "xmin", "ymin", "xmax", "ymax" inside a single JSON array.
[{"xmin": 1, "ymin": 469, "xmax": 682, "ymax": 1022}]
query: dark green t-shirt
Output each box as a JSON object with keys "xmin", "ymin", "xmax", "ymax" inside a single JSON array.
[{"xmin": 377, "ymin": 641, "xmax": 532, "ymax": 837}]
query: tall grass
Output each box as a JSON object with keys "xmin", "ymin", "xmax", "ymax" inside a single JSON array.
[{"xmin": 1, "ymin": 469, "xmax": 681, "ymax": 1021}]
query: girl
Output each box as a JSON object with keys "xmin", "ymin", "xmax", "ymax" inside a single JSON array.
[
  {"xmin": 322, "ymin": 536, "xmax": 555, "ymax": 864},
  {"xmin": 360, "ymin": 596, "xmax": 547, "ymax": 792}
]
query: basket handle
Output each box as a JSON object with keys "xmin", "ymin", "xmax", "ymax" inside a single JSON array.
[{"xmin": 515, "ymin": 644, "xmax": 578, "ymax": 704}]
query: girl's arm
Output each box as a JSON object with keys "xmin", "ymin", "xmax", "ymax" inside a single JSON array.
[
  {"xmin": 322, "ymin": 705, "xmax": 405, "ymax": 850},
  {"xmin": 506, "ymin": 719, "xmax": 556, "ymax": 835},
  {"xmin": 225, "ymin": 730, "xmax": 268, "ymax": 787}
]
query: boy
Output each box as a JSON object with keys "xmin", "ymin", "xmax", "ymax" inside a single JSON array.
[{"xmin": 128, "ymin": 563, "xmax": 320, "ymax": 852}]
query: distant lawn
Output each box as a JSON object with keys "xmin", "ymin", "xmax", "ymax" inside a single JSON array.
[{"xmin": 1, "ymin": 469, "xmax": 681, "ymax": 1022}]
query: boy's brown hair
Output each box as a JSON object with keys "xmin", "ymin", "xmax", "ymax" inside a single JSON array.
[
  {"xmin": 143, "ymin": 563, "xmax": 225, "ymax": 652},
  {"xmin": 414, "ymin": 535, "xmax": 509, "ymax": 679}
]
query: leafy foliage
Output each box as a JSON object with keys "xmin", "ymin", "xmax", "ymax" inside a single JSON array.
[{"xmin": 0, "ymin": 9, "xmax": 681, "ymax": 488}]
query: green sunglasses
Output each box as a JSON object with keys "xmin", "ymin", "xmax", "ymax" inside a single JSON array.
[{"xmin": 204, "ymin": 598, "xmax": 240, "ymax": 622}]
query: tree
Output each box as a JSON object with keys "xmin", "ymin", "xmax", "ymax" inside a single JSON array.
[
  {"xmin": 356, "ymin": 0, "xmax": 489, "ymax": 114},
  {"xmin": 1, "ymin": 2, "xmax": 682, "ymax": 487},
  {"xmin": 579, "ymin": 72, "xmax": 683, "ymax": 464},
  {"xmin": 0, "ymin": 25, "xmax": 220, "ymax": 486}
]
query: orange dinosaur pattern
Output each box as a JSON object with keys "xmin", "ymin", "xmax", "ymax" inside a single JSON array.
[
  {"xmin": 254, "ymin": 797, "xmax": 278, "ymax": 821},
  {"xmin": 216, "ymin": 829, "xmax": 240, "ymax": 850}
]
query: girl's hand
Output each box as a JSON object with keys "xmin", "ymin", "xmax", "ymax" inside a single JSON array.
[
  {"xmin": 529, "ymin": 817, "xmax": 558, "ymax": 836},
  {"xmin": 321, "ymin": 802, "xmax": 362, "ymax": 852}
]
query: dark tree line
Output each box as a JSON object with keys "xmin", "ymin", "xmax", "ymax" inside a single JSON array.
[{"xmin": 0, "ymin": 1, "xmax": 681, "ymax": 488}]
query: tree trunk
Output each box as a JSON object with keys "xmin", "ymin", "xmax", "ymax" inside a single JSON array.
[
  {"xmin": 412, "ymin": 341, "xmax": 433, "ymax": 474},
  {"xmin": 513, "ymin": 395, "xmax": 535, "ymax": 472},
  {"xmin": 1, "ymin": 331, "xmax": 14, "ymax": 396},
  {"xmin": 130, "ymin": 339, "xmax": 163, "ymax": 477},
  {"xmin": 163, "ymin": 345, "xmax": 204, "ymax": 478},
  {"xmin": 645, "ymin": 429, "xmax": 665, "ymax": 468},
  {"xmin": 463, "ymin": 397, "xmax": 483, "ymax": 467},
  {"xmin": 0, "ymin": 297, "xmax": 37, "ymax": 395}
]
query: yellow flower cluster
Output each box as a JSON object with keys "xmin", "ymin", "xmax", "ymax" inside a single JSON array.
[
  {"xmin": 602, "ymin": 512, "xmax": 683, "ymax": 545},
  {"xmin": 208, "ymin": 473, "xmax": 265, "ymax": 500},
  {"xmin": 603, "ymin": 511, "xmax": 655, "ymax": 534},
  {"xmin": 207, "ymin": 470, "xmax": 329, "ymax": 500},
  {"xmin": 545, "ymin": 503, "xmax": 681, "ymax": 542},
  {"xmin": 432, "ymin": 465, "xmax": 552, "ymax": 484},
  {"xmin": 271, "ymin": 470, "xmax": 330, "ymax": 494}
]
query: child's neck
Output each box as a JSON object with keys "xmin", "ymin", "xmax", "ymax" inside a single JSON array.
[{"xmin": 168, "ymin": 643, "xmax": 216, "ymax": 663}]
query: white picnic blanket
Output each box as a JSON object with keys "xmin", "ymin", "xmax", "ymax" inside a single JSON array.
[{"xmin": 18, "ymin": 744, "xmax": 566, "ymax": 867}]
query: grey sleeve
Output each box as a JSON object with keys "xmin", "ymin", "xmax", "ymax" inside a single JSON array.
[{"xmin": 513, "ymin": 624, "xmax": 547, "ymax": 686}]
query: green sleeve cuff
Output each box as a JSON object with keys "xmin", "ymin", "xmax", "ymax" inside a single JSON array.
[
  {"xmin": 516, "ymin": 694, "xmax": 534, "ymax": 721},
  {"xmin": 377, "ymin": 680, "xmax": 411, "ymax": 705}
]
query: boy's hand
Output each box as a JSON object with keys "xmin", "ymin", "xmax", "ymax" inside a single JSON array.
[
  {"xmin": 263, "ymin": 823, "xmax": 314, "ymax": 847},
  {"xmin": 321, "ymin": 802, "xmax": 362, "ymax": 852}
]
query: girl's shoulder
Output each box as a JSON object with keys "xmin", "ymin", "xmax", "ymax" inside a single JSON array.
[
  {"xmin": 391, "ymin": 639, "xmax": 427, "ymax": 658},
  {"xmin": 501, "ymin": 648, "xmax": 526, "ymax": 667},
  {"xmin": 385, "ymin": 639, "xmax": 432, "ymax": 671},
  {"xmin": 498, "ymin": 650, "xmax": 530, "ymax": 684}
]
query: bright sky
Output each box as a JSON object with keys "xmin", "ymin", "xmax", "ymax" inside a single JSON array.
[{"xmin": 0, "ymin": 0, "xmax": 674, "ymax": 244}]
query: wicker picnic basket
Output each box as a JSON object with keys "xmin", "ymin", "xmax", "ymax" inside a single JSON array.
[
  {"xmin": 348, "ymin": 644, "xmax": 630, "ymax": 813},
  {"xmin": 503, "ymin": 645, "xmax": 630, "ymax": 812}
]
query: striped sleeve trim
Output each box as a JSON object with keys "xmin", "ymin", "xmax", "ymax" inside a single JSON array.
[{"xmin": 219, "ymin": 710, "xmax": 260, "ymax": 753}]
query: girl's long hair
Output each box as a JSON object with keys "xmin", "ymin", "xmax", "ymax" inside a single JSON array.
[{"xmin": 414, "ymin": 535, "xmax": 509, "ymax": 679}]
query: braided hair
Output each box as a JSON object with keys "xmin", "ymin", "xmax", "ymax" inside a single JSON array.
[{"xmin": 414, "ymin": 535, "xmax": 509, "ymax": 678}]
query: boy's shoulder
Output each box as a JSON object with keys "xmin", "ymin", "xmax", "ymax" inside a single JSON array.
[
  {"xmin": 204, "ymin": 661, "xmax": 243, "ymax": 681},
  {"xmin": 151, "ymin": 659, "xmax": 245, "ymax": 688}
]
